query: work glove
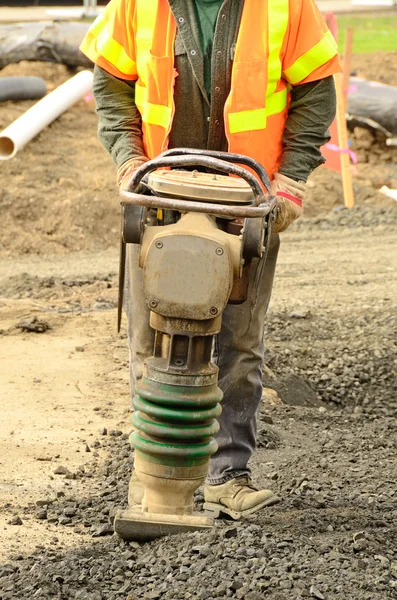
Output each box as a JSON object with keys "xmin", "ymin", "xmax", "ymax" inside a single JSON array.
[
  {"xmin": 271, "ymin": 173, "xmax": 305, "ymax": 233},
  {"xmin": 117, "ymin": 157, "xmax": 148, "ymax": 190}
]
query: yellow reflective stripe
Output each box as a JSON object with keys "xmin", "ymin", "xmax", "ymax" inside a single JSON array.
[
  {"xmin": 228, "ymin": 109, "xmax": 267, "ymax": 135},
  {"xmin": 89, "ymin": 16, "xmax": 136, "ymax": 75},
  {"xmin": 228, "ymin": 0, "xmax": 289, "ymax": 135},
  {"xmin": 283, "ymin": 31, "xmax": 338, "ymax": 84},
  {"xmin": 228, "ymin": 87, "xmax": 288, "ymax": 134},
  {"xmin": 139, "ymin": 103, "xmax": 172, "ymax": 128},
  {"xmin": 266, "ymin": 88, "xmax": 288, "ymax": 116},
  {"xmin": 267, "ymin": 0, "xmax": 289, "ymax": 98},
  {"xmin": 88, "ymin": 14, "xmax": 106, "ymax": 37},
  {"xmin": 135, "ymin": 84, "xmax": 172, "ymax": 129}
]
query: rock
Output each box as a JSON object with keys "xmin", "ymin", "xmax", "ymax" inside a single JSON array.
[
  {"xmin": 108, "ymin": 430, "xmax": 123, "ymax": 437},
  {"xmin": 231, "ymin": 580, "xmax": 244, "ymax": 592},
  {"xmin": 9, "ymin": 516, "xmax": 23, "ymax": 525},
  {"xmin": 310, "ymin": 584, "xmax": 325, "ymax": 599},
  {"xmin": 36, "ymin": 498, "xmax": 54, "ymax": 506},
  {"xmin": 353, "ymin": 537, "xmax": 369, "ymax": 553},
  {"xmin": 269, "ymin": 374, "xmax": 324, "ymax": 408},
  {"xmin": 93, "ymin": 301, "xmax": 115, "ymax": 311},
  {"xmin": 92, "ymin": 524, "xmax": 114, "ymax": 537},
  {"xmin": 288, "ymin": 310, "xmax": 310, "ymax": 319},
  {"xmin": 223, "ymin": 527, "xmax": 238, "ymax": 539},
  {"xmin": 262, "ymin": 388, "xmax": 283, "ymax": 406},
  {"xmin": 262, "ymin": 414, "xmax": 274, "ymax": 424},
  {"xmin": 353, "ymin": 127, "xmax": 375, "ymax": 149},
  {"xmin": 35, "ymin": 509, "xmax": 47, "ymax": 520},
  {"xmin": 374, "ymin": 555, "xmax": 390, "ymax": 568},
  {"xmin": 191, "ymin": 544, "xmax": 212, "ymax": 557},
  {"xmin": 16, "ymin": 317, "xmax": 51, "ymax": 333},
  {"xmin": 54, "ymin": 465, "xmax": 68, "ymax": 475},
  {"xmin": 257, "ymin": 425, "xmax": 281, "ymax": 449}
]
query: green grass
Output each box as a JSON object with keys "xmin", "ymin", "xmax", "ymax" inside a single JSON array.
[{"xmin": 337, "ymin": 14, "xmax": 397, "ymax": 53}]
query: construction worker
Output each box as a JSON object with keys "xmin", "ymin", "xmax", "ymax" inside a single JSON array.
[{"xmin": 81, "ymin": 0, "xmax": 340, "ymax": 519}]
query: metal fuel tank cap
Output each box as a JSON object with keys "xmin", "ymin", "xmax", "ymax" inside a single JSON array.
[{"xmin": 147, "ymin": 169, "xmax": 255, "ymax": 205}]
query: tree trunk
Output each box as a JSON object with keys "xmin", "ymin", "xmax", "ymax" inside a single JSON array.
[{"xmin": 0, "ymin": 22, "xmax": 93, "ymax": 70}]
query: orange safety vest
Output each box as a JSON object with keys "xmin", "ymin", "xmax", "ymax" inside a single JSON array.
[{"xmin": 81, "ymin": 0, "xmax": 340, "ymax": 179}]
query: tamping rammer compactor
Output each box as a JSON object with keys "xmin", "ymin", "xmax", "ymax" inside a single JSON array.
[{"xmin": 114, "ymin": 149, "xmax": 277, "ymax": 541}]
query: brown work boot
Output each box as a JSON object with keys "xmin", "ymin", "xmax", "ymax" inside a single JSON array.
[
  {"xmin": 127, "ymin": 472, "xmax": 144, "ymax": 508},
  {"xmin": 203, "ymin": 476, "xmax": 280, "ymax": 520}
]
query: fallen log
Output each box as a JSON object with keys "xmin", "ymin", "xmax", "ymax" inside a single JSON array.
[
  {"xmin": 347, "ymin": 76, "xmax": 397, "ymax": 137},
  {"xmin": 0, "ymin": 22, "xmax": 93, "ymax": 70}
]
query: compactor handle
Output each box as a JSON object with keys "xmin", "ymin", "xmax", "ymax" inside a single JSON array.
[{"xmin": 120, "ymin": 190, "xmax": 276, "ymax": 219}]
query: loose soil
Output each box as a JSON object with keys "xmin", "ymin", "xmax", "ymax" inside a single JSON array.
[{"xmin": 0, "ymin": 55, "xmax": 396, "ymax": 600}]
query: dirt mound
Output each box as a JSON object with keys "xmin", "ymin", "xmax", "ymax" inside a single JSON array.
[
  {"xmin": 350, "ymin": 127, "xmax": 397, "ymax": 166},
  {"xmin": 1, "ymin": 62, "xmax": 119, "ymax": 257},
  {"xmin": 304, "ymin": 167, "xmax": 397, "ymax": 218},
  {"xmin": 351, "ymin": 51, "xmax": 397, "ymax": 87},
  {"xmin": 1, "ymin": 61, "xmax": 74, "ymax": 90}
]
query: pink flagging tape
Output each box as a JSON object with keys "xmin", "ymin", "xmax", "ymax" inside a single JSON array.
[
  {"xmin": 325, "ymin": 143, "xmax": 358, "ymax": 164},
  {"xmin": 345, "ymin": 84, "xmax": 358, "ymax": 94}
]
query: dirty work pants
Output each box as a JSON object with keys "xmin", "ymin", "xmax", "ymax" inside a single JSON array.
[{"xmin": 125, "ymin": 234, "xmax": 280, "ymax": 484}]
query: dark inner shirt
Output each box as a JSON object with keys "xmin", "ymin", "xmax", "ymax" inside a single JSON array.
[{"xmin": 194, "ymin": 0, "xmax": 224, "ymax": 98}]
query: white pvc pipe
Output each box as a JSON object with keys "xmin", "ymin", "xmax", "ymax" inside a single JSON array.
[
  {"xmin": 0, "ymin": 70, "xmax": 93, "ymax": 161},
  {"xmin": 83, "ymin": 0, "xmax": 99, "ymax": 17}
]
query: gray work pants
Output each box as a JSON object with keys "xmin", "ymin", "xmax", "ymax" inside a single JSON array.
[{"xmin": 125, "ymin": 234, "xmax": 280, "ymax": 484}]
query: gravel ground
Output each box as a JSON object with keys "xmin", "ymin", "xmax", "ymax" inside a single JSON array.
[
  {"xmin": 1, "ymin": 406, "xmax": 396, "ymax": 600},
  {"xmin": 1, "ymin": 219, "xmax": 396, "ymax": 600},
  {"xmin": 264, "ymin": 302, "xmax": 397, "ymax": 417}
]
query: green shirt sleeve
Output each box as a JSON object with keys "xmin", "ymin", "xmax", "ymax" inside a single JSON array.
[
  {"xmin": 279, "ymin": 75, "xmax": 337, "ymax": 182},
  {"xmin": 92, "ymin": 64, "xmax": 147, "ymax": 168}
]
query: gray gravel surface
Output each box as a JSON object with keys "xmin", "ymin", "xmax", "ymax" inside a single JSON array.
[
  {"xmin": 294, "ymin": 205, "xmax": 397, "ymax": 231},
  {"xmin": 1, "ymin": 404, "xmax": 396, "ymax": 600},
  {"xmin": 263, "ymin": 307, "xmax": 396, "ymax": 417},
  {"xmin": 1, "ymin": 210, "xmax": 396, "ymax": 600}
]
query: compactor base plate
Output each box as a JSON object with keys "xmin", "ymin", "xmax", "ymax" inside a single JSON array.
[{"xmin": 114, "ymin": 508, "xmax": 213, "ymax": 541}]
